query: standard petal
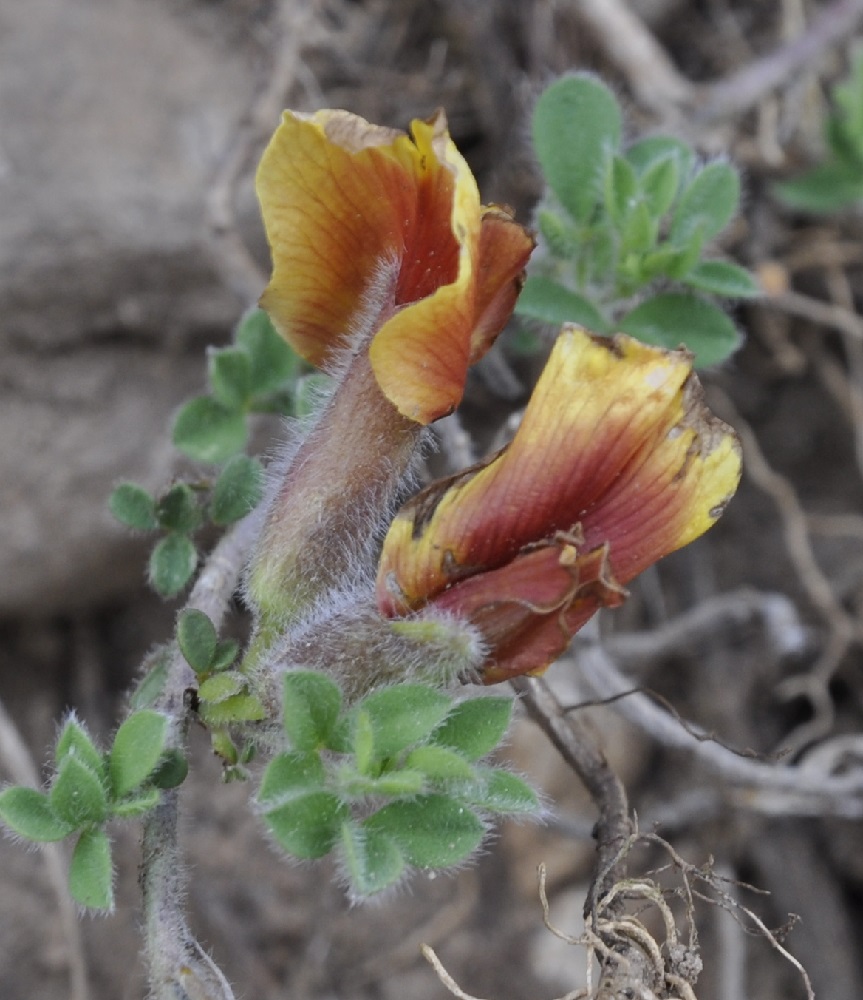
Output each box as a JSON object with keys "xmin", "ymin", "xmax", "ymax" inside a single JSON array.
[{"xmin": 257, "ymin": 109, "xmax": 467, "ymax": 369}]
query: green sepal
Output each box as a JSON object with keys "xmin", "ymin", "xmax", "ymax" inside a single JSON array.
[
  {"xmin": 172, "ymin": 396, "xmax": 248, "ymax": 464},
  {"xmin": 209, "ymin": 455, "xmax": 265, "ymax": 526},
  {"xmin": 0, "ymin": 787, "xmax": 74, "ymax": 842},
  {"xmin": 282, "ymin": 671, "xmax": 343, "ymax": 752},
  {"xmin": 514, "ymin": 276, "xmax": 609, "ymax": 332},
  {"xmin": 365, "ymin": 795, "xmax": 484, "ymax": 868},
  {"xmin": 356, "ymin": 684, "xmax": 451, "ymax": 760},
  {"xmin": 156, "ymin": 484, "xmax": 201, "ymax": 534},
  {"xmin": 432, "ymin": 697, "xmax": 514, "ymax": 761},
  {"xmin": 109, "ymin": 483, "xmax": 159, "ymax": 531},
  {"xmin": 149, "ymin": 533, "xmax": 198, "ymax": 599},
  {"xmin": 618, "ymin": 292, "xmax": 741, "ymax": 367},
  {"xmin": 55, "ymin": 718, "xmax": 105, "ymax": 780},
  {"xmin": 533, "ymin": 74, "xmax": 622, "ymax": 223},
  {"xmin": 68, "ymin": 827, "xmax": 114, "ymax": 911},
  {"xmin": 262, "ymin": 791, "xmax": 348, "ymax": 859},
  {"xmin": 197, "ymin": 671, "xmax": 246, "ymax": 705},
  {"xmin": 259, "ymin": 751, "xmax": 326, "ymax": 806},
  {"xmin": 50, "ymin": 755, "xmax": 108, "ymax": 827},
  {"xmin": 340, "ymin": 821, "xmax": 405, "ymax": 897},
  {"xmin": 108, "ymin": 710, "xmax": 169, "ymax": 798},
  {"xmin": 176, "ymin": 608, "xmax": 217, "ymax": 674},
  {"xmin": 208, "ymin": 347, "xmax": 252, "ymax": 410}
]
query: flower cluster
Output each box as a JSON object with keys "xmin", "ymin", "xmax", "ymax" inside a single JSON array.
[{"xmin": 250, "ymin": 107, "xmax": 741, "ymax": 686}]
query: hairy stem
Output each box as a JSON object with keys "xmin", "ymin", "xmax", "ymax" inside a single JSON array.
[{"xmin": 139, "ymin": 515, "xmax": 258, "ymax": 1000}]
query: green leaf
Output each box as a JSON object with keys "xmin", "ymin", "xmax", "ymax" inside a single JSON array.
[
  {"xmin": 176, "ymin": 608, "xmax": 217, "ymax": 673},
  {"xmin": 365, "ymin": 795, "xmax": 484, "ymax": 868},
  {"xmin": 235, "ymin": 308, "xmax": 301, "ymax": 398},
  {"xmin": 197, "ymin": 671, "xmax": 246, "ymax": 705},
  {"xmin": 340, "ymin": 821, "xmax": 405, "ymax": 897},
  {"xmin": 129, "ymin": 650, "xmax": 170, "ymax": 710},
  {"xmin": 625, "ymin": 135, "xmax": 694, "ymax": 185},
  {"xmin": 536, "ymin": 208, "xmax": 578, "ymax": 260},
  {"xmin": 357, "ymin": 684, "xmax": 451, "ymax": 760},
  {"xmin": 109, "ymin": 483, "xmax": 158, "ymax": 531},
  {"xmin": 263, "ymin": 791, "xmax": 348, "ymax": 859},
  {"xmin": 618, "ymin": 201, "xmax": 657, "ymax": 257},
  {"xmin": 619, "ymin": 293, "xmax": 741, "ymax": 367},
  {"xmin": 111, "ymin": 787, "xmax": 161, "ymax": 818},
  {"xmin": 50, "ymin": 755, "xmax": 108, "ymax": 827},
  {"xmin": 404, "ymin": 745, "xmax": 476, "ymax": 783},
  {"xmin": 432, "ymin": 697, "xmax": 514, "ymax": 760},
  {"xmin": 604, "ymin": 153, "xmax": 639, "ymax": 227},
  {"xmin": 352, "ymin": 708, "xmax": 376, "ymax": 777},
  {"xmin": 149, "ymin": 533, "xmax": 198, "ymax": 599},
  {"xmin": 0, "ymin": 787, "xmax": 74, "ymax": 842},
  {"xmin": 639, "ymin": 154, "xmax": 680, "ymax": 218},
  {"xmin": 55, "ymin": 718, "xmax": 104, "ymax": 779},
  {"xmin": 339, "ymin": 768, "xmax": 427, "ymax": 798},
  {"xmin": 515, "ymin": 276, "xmax": 608, "ymax": 332},
  {"xmin": 681, "ymin": 261, "xmax": 761, "ymax": 298},
  {"xmin": 209, "ymin": 639, "xmax": 239, "ymax": 673},
  {"xmin": 671, "ymin": 161, "xmax": 740, "ymax": 246},
  {"xmin": 156, "ymin": 484, "xmax": 201, "ymax": 534},
  {"xmin": 108, "ymin": 710, "xmax": 169, "ymax": 798},
  {"xmin": 209, "ymin": 455, "xmax": 265, "ymax": 526},
  {"xmin": 209, "ymin": 347, "xmax": 252, "ymax": 410},
  {"xmin": 831, "ymin": 45, "xmax": 863, "ymax": 162},
  {"xmin": 198, "ymin": 693, "xmax": 266, "ymax": 726},
  {"xmin": 465, "ymin": 768, "xmax": 539, "ymax": 814},
  {"xmin": 533, "ymin": 74, "xmax": 622, "ymax": 223},
  {"xmin": 282, "ymin": 671, "xmax": 343, "ymax": 752},
  {"xmin": 149, "ymin": 750, "xmax": 188, "ymax": 790},
  {"xmin": 68, "ymin": 828, "xmax": 113, "ymax": 911},
  {"xmin": 773, "ymin": 161, "xmax": 863, "ymax": 213},
  {"xmin": 172, "ymin": 396, "xmax": 247, "ymax": 464},
  {"xmin": 259, "ymin": 751, "xmax": 326, "ymax": 806}
]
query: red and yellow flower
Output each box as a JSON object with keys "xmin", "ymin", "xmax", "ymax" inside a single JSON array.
[
  {"xmin": 256, "ymin": 108, "xmax": 533, "ymax": 424},
  {"xmin": 376, "ymin": 327, "xmax": 742, "ymax": 683},
  {"xmin": 250, "ymin": 107, "xmax": 533, "ymax": 625}
]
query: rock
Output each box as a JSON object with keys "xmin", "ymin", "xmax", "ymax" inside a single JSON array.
[{"xmin": 0, "ymin": 0, "xmax": 260, "ymax": 613}]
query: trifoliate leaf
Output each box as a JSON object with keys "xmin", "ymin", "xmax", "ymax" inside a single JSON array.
[
  {"xmin": 156, "ymin": 484, "xmax": 201, "ymax": 534},
  {"xmin": 50, "ymin": 755, "xmax": 108, "ymax": 827}
]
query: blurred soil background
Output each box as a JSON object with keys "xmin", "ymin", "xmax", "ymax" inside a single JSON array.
[{"xmin": 2, "ymin": 0, "xmax": 863, "ymax": 997}]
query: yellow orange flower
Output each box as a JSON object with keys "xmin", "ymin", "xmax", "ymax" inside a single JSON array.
[
  {"xmin": 256, "ymin": 109, "xmax": 533, "ymax": 424},
  {"xmin": 376, "ymin": 327, "xmax": 741, "ymax": 682}
]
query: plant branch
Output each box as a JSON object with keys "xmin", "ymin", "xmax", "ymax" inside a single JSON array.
[{"xmin": 139, "ymin": 513, "xmax": 260, "ymax": 1000}]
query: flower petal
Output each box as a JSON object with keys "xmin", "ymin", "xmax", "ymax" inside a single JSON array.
[
  {"xmin": 377, "ymin": 326, "xmax": 741, "ymax": 617},
  {"xmin": 429, "ymin": 537, "xmax": 626, "ymax": 683},
  {"xmin": 257, "ymin": 109, "xmax": 468, "ymax": 369}
]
